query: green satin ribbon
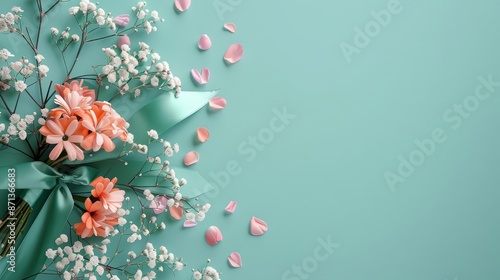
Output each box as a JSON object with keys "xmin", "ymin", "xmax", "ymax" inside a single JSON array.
[
  {"xmin": 0, "ymin": 90, "xmax": 216, "ymax": 279},
  {"xmin": 74, "ymin": 90, "xmax": 217, "ymax": 164},
  {"xmin": 0, "ymin": 162, "xmax": 98, "ymax": 280}
]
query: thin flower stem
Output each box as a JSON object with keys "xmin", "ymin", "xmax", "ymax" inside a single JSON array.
[
  {"xmin": 22, "ymin": 88, "xmax": 42, "ymax": 109},
  {"xmin": 0, "ymin": 142, "xmax": 34, "ymax": 159},
  {"xmin": 43, "ymin": 0, "xmax": 62, "ymax": 15},
  {"xmin": 0, "ymin": 93, "xmax": 12, "ymax": 115}
]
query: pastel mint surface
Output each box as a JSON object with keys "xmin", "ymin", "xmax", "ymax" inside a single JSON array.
[{"xmin": 1, "ymin": 0, "xmax": 500, "ymax": 280}]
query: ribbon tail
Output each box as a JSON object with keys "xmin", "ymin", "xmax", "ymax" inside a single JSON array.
[{"xmin": 0, "ymin": 184, "xmax": 74, "ymax": 280}]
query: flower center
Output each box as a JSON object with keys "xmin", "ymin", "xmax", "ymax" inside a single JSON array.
[{"xmin": 63, "ymin": 134, "xmax": 69, "ymax": 141}]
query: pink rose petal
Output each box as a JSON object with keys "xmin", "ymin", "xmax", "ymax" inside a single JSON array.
[
  {"xmin": 205, "ymin": 226, "xmax": 223, "ymax": 246},
  {"xmin": 225, "ymin": 201, "xmax": 237, "ymax": 213},
  {"xmin": 250, "ymin": 216, "xmax": 268, "ymax": 236},
  {"xmin": 228, "ymin": 252, "xmax": 242, "ymax": 268},
  {"xmin": 118, "ymin": 35, "xmax": 131, "ymax": 48},
  {"xmin": 224, "ymin": 43, "xmax": 244, "ymax": 64},
  {"xmin": 198, "ymin": 34, "xmax": 212, "ymax": 50},
  {"xmin": 175, "ymin": 0, "xmax": 191, "ymax": 12},
  {"xmin": 191, "ymin": 68, "xmax": 210, "ymax": 85},
  {"xmin": 183, "ymin": 220, "xmax": 198, "ymax": 228},
  {"xmin": 184, "ymin": 151, "xmax": 199, "ymax": 166},
  {"xmin": 224, "ymin": 22, "xmax": 237, "ymax": 33},
  {"xmin": 197, "ymin": 127, "xmax": 210, "ymax": 142},
  {"xmin": 169, "ymin": 202, "xmax": 184, "ymax": 220},
  {"xmin": 114, "ymin": 14, "xmax": 130, "ymax": 27},
  {"xmin": 209, "ymin": 97, "xmax": 226, "ymax": 110}
]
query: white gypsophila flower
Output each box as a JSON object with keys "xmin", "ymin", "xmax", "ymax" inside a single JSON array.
[
  {"xmin": 134, "ymin": 88, "xmax": 141, "ymax": 97},
  {"xmin": 134, "ymin": 269, "xmax": 142, "ymax": 280},
  {"xmin": 50, "ymin": 27, "xmax": 59, "ymax": 35},
  {"xmin": 0, "ymin": 49, "xmax": 14, "ymax": 61},
  {"xmin": 61, "ymin": 31, "xmax": 69, "ymax": 39},
  {"xmin": 185, "ymin": 212, "xmax": 195, "ymax": 221},
  {"xmin": 144, "ymin": 20, "xmax": 152, "ymax": 33},
  {"xmin": 24, "ymin": 115, "xmax": 34, "ymax": 124},
  {"xmin": 107, "ymin": 71, "xmax": 117, "ymax": 83},
  {"xmin": 41, "ymin": 108, "xmax": 49, "ymax": 117},
  {"xmin": 195, "ymin": 211, "xmax": 205, "ymax": 221},
  {"xmin": 0, "ymin": 19, "xmax": 7, "ymax": 32},
  {"xmin": 174, "ymin": 192, "xmax": 182, "ymax": 201},
  {"xmin": 96, "ymin": 266, "xmax": 104, "ymax": 276},
  {"xmin": 0, "ymin": 67, "xmax": 11, "ymax": 80},
  {"xmin": 73, "ymin": 241, "xmax": 83, "ymax": 252},
  {"xmin": 150, "ymin": 76, "xmax": 159, "ymax": 87},
  {"xmin": 72, "ymin": 34, "xmax": 80, "ymax": 42},
  {"xmin": 151, "ymin": 10, "xmax": 160, "ymax": 21},
  {"xmin": 4, "ymin": 13, "xmax": 15, "ymax": 25},
  {"xmin": 10, "ymin": 61, "xmax": 23, "ymax": 72},
  {"xmin": 14, "ymin": 80, "xmax": 27, "ymax": 92},
  {"xmin": 69, "ymin": 6, "xmax": 79, "ymax": 15},
  {"xmin": 45, "ymin": 249, "xmax": 56, "ymax": 259},
  {"xmin": 96, "ymin": 15, "xmax": 105, "ymax": 25},
  {"xmin": 193, "ymin": 271, "xmax": 202, "ymax": 280},
  {"xmin": 11, "ymin": 7, "xmax": 24, "ymax": 13},
  {"xmin": 16, "ymin": 120, "xmax": 26, "ymax": 131},
  {"xmin": 9, "ymin": 114, "xmax": 20, "ymax": 123},
  {"xmin": 38, "ymin": 118, "xmax": 46, "ymax": 125},
  {"xmin": 34, "ymin": 54, "xmax": 45, "ymax": 63},
  {"xmin": 174, "ymin": 261, "xmax": 183, "ymax": 271},
  {"xmin": 38, "ymin": 65, "xmax": 49, "ymax": 77},
  {"xmin": 0, "ymin": 124, "xmax": 5, "ymax": 132},
  {"xmin": 147, "ymin": 129, "xmax": 158, "ymax": 140}
]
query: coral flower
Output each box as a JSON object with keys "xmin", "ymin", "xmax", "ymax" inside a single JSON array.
[
  {"xmin": 39, "ymin": 117, "xmax": 88, "ymax": 161},
  {"xmin": 51, "ymin": 80, "xmax": 95, "ymax": 118},
  {"xmin": 81, "ymin": 108, "xmax": 116, "ymax": 152},
  {"xmin": 90, "ymin": 176, "xmax": 125, "ymax": 212},
  {"xmin": 55, "ymin": 80, "xmax": 95, "ymax": 103},
  {"xmin": 94, "ymin": 101, "xmax": 128, "ymax": 141},
  {"xmin": 75, "ymin": 198, "xmax": 120, "ymax": 238}
]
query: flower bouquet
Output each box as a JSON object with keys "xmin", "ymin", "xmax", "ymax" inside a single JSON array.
[{"xmin": 0, "ymin": 1, "xmax": 223, "ymax": 279}]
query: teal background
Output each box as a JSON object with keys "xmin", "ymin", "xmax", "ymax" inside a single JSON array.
[{"xmin": 1, "ymin": 0, "xmax": 500, "ymax": 279}]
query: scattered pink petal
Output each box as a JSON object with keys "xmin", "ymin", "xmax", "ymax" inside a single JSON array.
[
  {"xmin": 228, "ymin": 252, "xmax": 242, "ymax": 268},
  {"xmin": 118, "ymin": 35, "xmax": 131, "ymax": 48},
  {"xmin": 197, "ymin": 127, "xmax": 210, "ymax": 142},
  {"xmin": 183, "ymin": 220, "xmax": 198, "ymax": 228},
  {"xmin": 250, "ymin": 216, "xmax": 268, "ymax": 236},
  {"xmin": 198, "ymin": 34, "xmax": 212, "ymax": 50},
  {"xmin": 169, "ymin": 202, "xmax": 184, "ymax": 220},
  {"xmin": 114, "ymin": 14, "xmax": 130, "ymax": 27},
  {"xmin": 191, "ymin": 68, "xmax": 210, "ymax": 84},
  {"xmin": 209, "ymin": 97, "xmax": 226, "ymax": 110},
  {"xmin": 149, "ymin": 196, "xmax": 167, "ymax": 214},
  {"xmin": 175, "ymin": 0, "xmax": 191, "ymax": 12},
  {"xmin": 184, "ymin": 151, "xmax": 199, "ymax": 166},
  {"xmin": 225, "ymin": 201, "xmax": 237, "ymax": 213},
  {"xmin": 224, "ymin": 22, "xmax": 237, "ymax": 33},
  {"xmin": 224, "ymin": 43, "xmax": 244, "ymax": 64},
  {"xmin": 205, "ymin": 226, "xmax": 223, "ymax": 246}
]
